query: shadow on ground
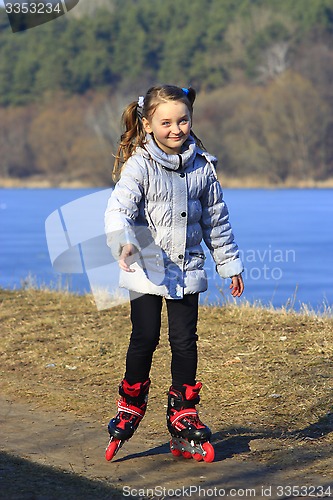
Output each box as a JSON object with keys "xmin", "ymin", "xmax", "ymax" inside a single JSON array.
[
  {"xmin": 0, "ymin": 451, "xmax": 124, "ymax": 500},
  {"xmin": 1, "ymin": 401, "xmax": 333, "ymax": 499},
  {"xmin": 115, "ymin": 409, "xmax": 333, "ymax": 464}
]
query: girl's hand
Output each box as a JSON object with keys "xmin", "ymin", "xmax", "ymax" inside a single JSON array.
[
  {"xmin": 229, "ymin": 274, "xmax": 244, "ymax": 297},
  {"xmin": 119, "ymin": 243, "xmax": 137, "ymax": 272}
]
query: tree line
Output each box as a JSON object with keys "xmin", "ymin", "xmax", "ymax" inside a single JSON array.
[{"xmin": 0, "ymin": 0, "xmax": 332, "ymax": 184}]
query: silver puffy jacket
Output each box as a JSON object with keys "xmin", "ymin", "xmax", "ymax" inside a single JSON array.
[{"xmin": 104, "ymin": 135, "xmax": 243, "ymax": 299}]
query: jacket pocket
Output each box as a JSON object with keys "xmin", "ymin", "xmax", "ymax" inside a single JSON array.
[
  {"xmin": 189, "ymin": 251, "xmax": 206, "ymax": 260},
  {"xmin": 186, "ymin": 251, "xmax": 206, "ymax": 270}
]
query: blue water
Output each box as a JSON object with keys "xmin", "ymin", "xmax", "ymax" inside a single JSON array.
[{"xmin": 0, "ymin": 188, "xmax": 332, "ymax": 311}]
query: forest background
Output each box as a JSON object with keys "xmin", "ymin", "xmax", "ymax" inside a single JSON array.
[{"xmin": 0, "ymin": 0, "xmax": 333, "ymax": 187}]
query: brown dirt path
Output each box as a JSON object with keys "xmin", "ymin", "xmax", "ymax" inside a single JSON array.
[{"xmin": 1, "ymin": 396, "xmax": 333, "ymax": 500}]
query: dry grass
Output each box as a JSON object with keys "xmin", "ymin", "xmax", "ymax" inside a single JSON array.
[
  {"xmin": 1, "ymin": 288, "xmax": 333, "ymax": 445},
  {"xmin": 220, "ymin": 175, "xmax": 333, "ymax": 189},
  {"xmin": 2, "ymin": 175, "xmax": 333, "ymax": 189},
  {"xmin": 1, "ymin": 287, "xmax": 333, "ymax": 495},
  {"xmin": 0, "ymin": 177, "xmax": 101, "ymax": 188}
]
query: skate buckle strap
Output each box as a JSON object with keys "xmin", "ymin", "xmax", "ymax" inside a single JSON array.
[
  {"xmin": 120, "ymin": 378, "xmax": 151, "ymax": 398},
  {"xmin": 121, "ymin": 380, "xmax": 142, "ymax": 397},
  {"xmin": 117, "ymin": 400, "xmax": 145, "ymax": 418},
  {"xmin": 169, "ymin": 395, "xmax": 199, "ymax": 409},
  {"xmin": 184, "ymin": 382, "xmax": 202, "ymax": 400}
]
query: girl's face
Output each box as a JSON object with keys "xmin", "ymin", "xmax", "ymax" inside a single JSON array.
[{"xmin": 142, "ymin": 101, "xmax": 191, "ymax": 155}]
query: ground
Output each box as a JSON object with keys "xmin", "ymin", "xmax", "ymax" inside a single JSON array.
[{"xmin": 1, "ymin": 289, "xmax": 333, "ymax": 499}]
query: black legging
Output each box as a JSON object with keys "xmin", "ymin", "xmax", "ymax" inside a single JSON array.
[{"xmin": 125, "ymin": 293, "xmax": 199, "ymax": 388}]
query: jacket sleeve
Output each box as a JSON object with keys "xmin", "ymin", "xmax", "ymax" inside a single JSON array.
[
  {"xmin": 200, "ymin": 164, "xmax": 244, "ymax": 279},
  {"xmin": 104, "ymin": 157, "xmax": 145, "ymax": 259}
]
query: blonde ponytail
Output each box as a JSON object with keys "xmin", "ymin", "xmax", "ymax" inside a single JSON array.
[{"xmin": 112, "ymin": 101, "xmax": 146, "ymax": 182}]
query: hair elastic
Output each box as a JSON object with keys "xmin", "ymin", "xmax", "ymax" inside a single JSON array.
[
  {"xmin": 137, "ymin": 96, "xmax": 145, "ymax": 108},
  {"xmin": 182, "ymin": 87, "xmax": 189, "ymax": 95}
]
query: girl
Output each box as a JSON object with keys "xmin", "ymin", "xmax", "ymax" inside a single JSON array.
[{"xmin": 104, "ymin": 84, "xmax": 244, "ymax": 461}]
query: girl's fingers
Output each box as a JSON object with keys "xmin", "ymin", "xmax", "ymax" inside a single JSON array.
[
  {"xmin": 230, "ymin": 276, "xmax": 244, "ymax": 297},
  {"xmin": 119, "ymin": 244, "xmax": 136, "ymax": 272}
]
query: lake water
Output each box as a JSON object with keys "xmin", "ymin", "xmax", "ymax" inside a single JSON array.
[{"xmin": 0, "ymin": 187, "xmax": 332, "ymax": 312}]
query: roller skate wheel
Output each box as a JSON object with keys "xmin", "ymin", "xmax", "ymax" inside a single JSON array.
[
  {"xmin": 105, "ymin": 438, "xmax": 121, "ymax": 461},
  {"xmin": 170, "ymin": 440, "xmax": 182, "ymax": 457},
  {"xmin": 193, "ymin": 452, "xmax": 203, "ymax": 461},
  {"xmin": 170, "ymin": 447, "xmax": 182, "ymax": 457},
  {"xmin": 181, "ymin": 450, "xmax": 192, "ymax": 459},
  {"xmin": 202, "ymin": 442, "xmax": 215, "ymax": 463}
]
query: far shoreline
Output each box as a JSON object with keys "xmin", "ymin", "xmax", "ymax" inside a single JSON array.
[{"xmin": 1, "ymin": 176, "xmax": 333, "ymax": 189}]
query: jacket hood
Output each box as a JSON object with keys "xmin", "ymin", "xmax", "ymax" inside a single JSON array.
[{"xmin": 142, "ymin": 134, "xmax": 197, "ymax": 171}]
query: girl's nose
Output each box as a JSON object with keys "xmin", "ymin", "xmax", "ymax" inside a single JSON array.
[{"xmin": 171, "ymin": 124, "xmax": 181, "ymax": 135}]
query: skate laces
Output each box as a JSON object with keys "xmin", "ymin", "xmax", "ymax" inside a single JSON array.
[
  {"xmin": 187, "ymin": 413, "xmax": 204, "ymax": 426},
  {"xmin": 181, "ymin": 411, "xmax": 202, "ymax": 427},
  {"xmin": 170, "ymin": 407, "xmax": 206, "ymax": 429},
  {"xmin": 118, "ymin": 403, "xmax": 133, "ymax": 422}
]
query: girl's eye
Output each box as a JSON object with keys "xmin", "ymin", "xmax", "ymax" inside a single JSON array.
[
  {"xmin": 162, "ymin": 121, "xmax": 170, "ymax": 126},
  {"xmin": 180, "ymin": 119, "xmax": 189, "ymax": 124}
]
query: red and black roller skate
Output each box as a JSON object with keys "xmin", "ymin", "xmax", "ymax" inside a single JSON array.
[
  {"xmin": 167, "ymin": 382, "xmax": 215, "ymax": 462},
  {"xmin": 105, "ymin": 378, "xmax": 150, "ymax": 461}
]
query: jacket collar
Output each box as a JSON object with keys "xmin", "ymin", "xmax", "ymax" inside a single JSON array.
[{"xmin": 143, "ymin": 134, "xmax": 197, "ymax": 171}]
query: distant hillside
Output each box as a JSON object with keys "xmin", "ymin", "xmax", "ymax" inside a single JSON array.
[
  {"xmin": 0, "ymin": 0, "xmax": 333, "ymax": 185},
  {"xmin": 1, "ymin": 0, "xmax": 333, "ymax": 104},
  {"xmin": 65, "ymin": 0, "xmax": 114, "ymax": 19}
]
